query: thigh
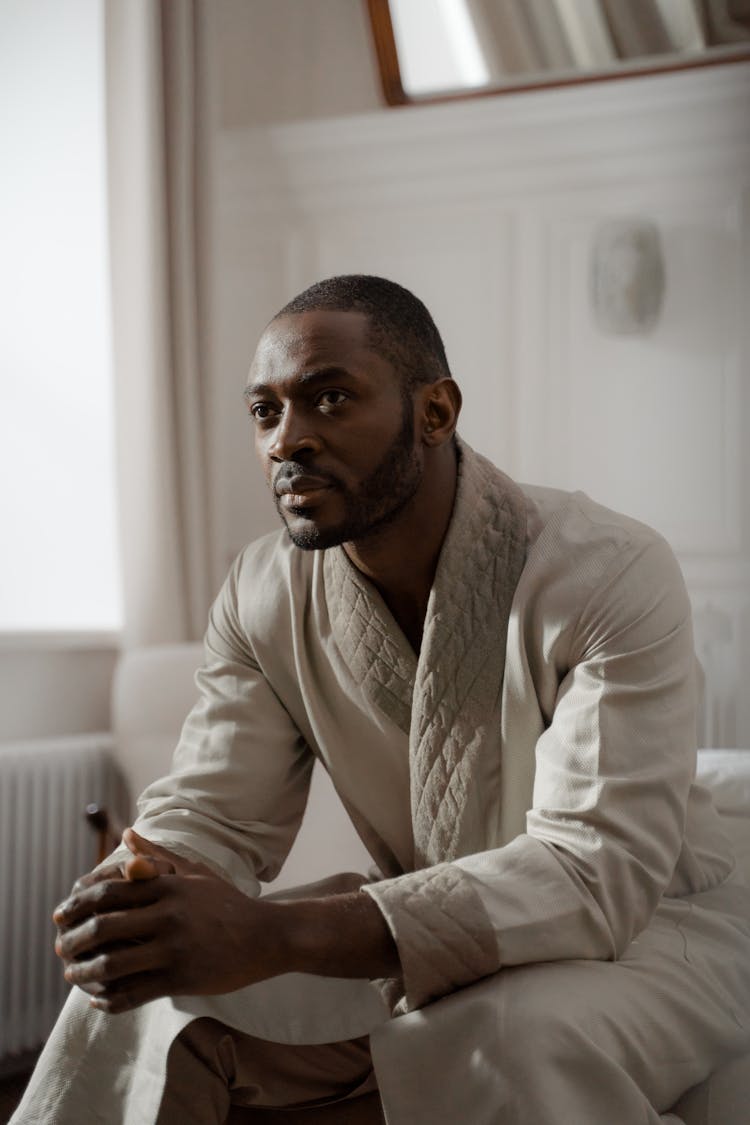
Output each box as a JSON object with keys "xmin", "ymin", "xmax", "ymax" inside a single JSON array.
[
  {"xmin": 497, "ymin": 885, "xmax": 750, "ymax": 1106},
  {"xmin": 156, "ymin": 1016, "xmax": 377, "ymax": 1124},
  {"xmin": 229, "ymin": 1029, "xmax": 377, "ymax": 1109},
  {"xmin": 371, "ymin": 882, "xmax": 750, "ymax": 1122}
]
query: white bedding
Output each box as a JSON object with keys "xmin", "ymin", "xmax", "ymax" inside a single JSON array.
[{"xmin": 697, "ymin": 749, "xmax": 750, "ymax": 883}]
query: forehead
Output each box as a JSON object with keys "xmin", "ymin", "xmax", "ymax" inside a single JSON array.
[{"xmin": 248, "ymin": 309, "xmax": 394, "ymax": 390}]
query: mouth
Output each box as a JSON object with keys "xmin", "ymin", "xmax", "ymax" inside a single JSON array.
[{"xmin": 275, "ymin": 474, "xmax": 334, "ymax": 510}]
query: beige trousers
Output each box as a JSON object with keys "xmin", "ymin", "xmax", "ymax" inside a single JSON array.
[{"xmin": 155, "ymin": 1019, "xmax": 380, "ymax": 1123}]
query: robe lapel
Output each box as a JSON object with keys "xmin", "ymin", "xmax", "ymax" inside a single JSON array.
[
  {"xmin": 411, "ymin": 443, "xmax": 528, "ymax": 866},
  {"xmin": 324, "ymin": 546, "xmax": 416, "ymax": 735},
  {"xmin": 324, "ymin": 441, "xmax": 527, "ymax": 869}
]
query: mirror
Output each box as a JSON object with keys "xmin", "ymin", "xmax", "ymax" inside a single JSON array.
[{"xmin": 367, "ymin": 0, "xmax": 750, "ymax": 104}]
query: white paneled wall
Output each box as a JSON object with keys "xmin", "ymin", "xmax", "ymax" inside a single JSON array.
[{"xmin": 211, "ymin": 63, "xmax": 750, "ymax": 746}]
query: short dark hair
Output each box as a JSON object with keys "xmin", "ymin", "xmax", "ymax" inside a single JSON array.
[{"xmin": 274, "ymin": 275, "xmax": 452, "ymax": 393}]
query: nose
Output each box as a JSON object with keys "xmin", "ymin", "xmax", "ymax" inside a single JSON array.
[{"xmin": 264, "ymin": 406, "xmax": 322, "ymax": 463}]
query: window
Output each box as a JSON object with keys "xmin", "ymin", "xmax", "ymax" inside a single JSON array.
[{"xmin": 0, "ymin": 0, "xmax": 122, "ymax": 631}]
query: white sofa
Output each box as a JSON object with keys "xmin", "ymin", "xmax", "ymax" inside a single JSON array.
[{"xmin": 111, "ymin": 644, "xmax": 750, "ymax": 1123}]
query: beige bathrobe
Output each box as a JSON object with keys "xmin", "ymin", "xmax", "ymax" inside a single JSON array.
[
  {"xmin": 14, "ymin": 441, "xmax": 750, "ymax": 1123},
  {"xmin": 132, "ymin": 438, "xmax": 740, "ymax": 999}
]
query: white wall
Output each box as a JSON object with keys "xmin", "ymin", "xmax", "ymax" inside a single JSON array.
[
  {"xmin": 212, "ymin": 0, "xmax": 382, "ymax": 128},
  {"xmin": 208, "ymin": 62, "xmax": 750, "ymax": 746}
]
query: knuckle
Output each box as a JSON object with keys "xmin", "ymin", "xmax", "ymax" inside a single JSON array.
[
  {"xmin": 94, "ymin": 881, "xmax": 112, "ymax": 903},
  {"xmin": 72, "ymin": 869, "xmax": 100, "ymax": 893}
]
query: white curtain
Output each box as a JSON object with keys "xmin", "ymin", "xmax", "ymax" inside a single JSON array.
[{"xmin": 104, "ymin": 0, "xmax": 213, "ymax": 647}]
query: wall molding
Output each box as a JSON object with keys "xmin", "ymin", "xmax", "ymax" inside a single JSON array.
[{"xmin": 220, "ymin": 63, "xmax": 750, "ymax": 216}]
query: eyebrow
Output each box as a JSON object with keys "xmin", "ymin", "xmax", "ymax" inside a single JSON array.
[{"xmin": 243, "ymin": 366, "xmax": 355, "ymax": 401}]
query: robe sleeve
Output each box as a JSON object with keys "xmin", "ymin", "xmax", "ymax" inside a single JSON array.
[
  {"xmin": 121, "ymin": 552, "xmax": 314, "ymax": 895},
  {"xmin": 363, "ymin": 534, "xmax": 701, "ymax": 1011}
]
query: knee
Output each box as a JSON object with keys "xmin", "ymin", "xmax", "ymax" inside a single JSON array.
[{"xmin": 494, "ymin": 964, "xmax": 605, "ymax": 1077}]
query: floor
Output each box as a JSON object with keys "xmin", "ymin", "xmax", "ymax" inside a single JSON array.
[{"xmin": 0, "ymin": 1054, "xmax": 37, "ymax": 1124}]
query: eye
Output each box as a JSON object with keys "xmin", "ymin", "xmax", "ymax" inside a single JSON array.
[
  {"xmin": 249, "ymin": 402, "xmax": 279, "ymax": 422},
  {"xmin": 316, "ymin": 390, "xmax": 348, "ymax": 412}
]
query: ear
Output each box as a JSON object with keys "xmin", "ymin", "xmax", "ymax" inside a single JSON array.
[{"xmin": 418, "ymin": 378, "xmax": 462, "ymax": 446}]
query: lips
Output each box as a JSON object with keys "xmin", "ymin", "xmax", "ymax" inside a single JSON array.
[
  {"xmin": 274, "ymin": 474, "xmax": 335, "ymax": 510},
  {"xmin": 275, "ymin": 474, "xmax": 333, "ymax": 498}
]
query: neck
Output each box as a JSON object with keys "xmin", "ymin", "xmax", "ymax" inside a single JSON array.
[{"xmin": 343, "ymin": 443, "xmax": 459, "ymax": 653}]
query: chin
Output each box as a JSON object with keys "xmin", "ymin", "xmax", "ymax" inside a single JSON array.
[
  {"xmin": 285, "ymin": 524, "xmax": 342, "ymax": 551},
  {"xmin": 281, "ymin": 511, "xmax": 342, "ymax": 551}
]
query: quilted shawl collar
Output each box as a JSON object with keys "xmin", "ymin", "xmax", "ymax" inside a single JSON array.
[
  {"xmin": 325, "ymin": 440, "xmax": 528, "ymax": 867},
  {"xmin": 324, "ymin": 544, "xmax": 417, "ymax": 735}
]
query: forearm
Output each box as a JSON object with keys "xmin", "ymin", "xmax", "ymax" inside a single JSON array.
[{"xmin": 273, "ymin": 889, "xmax": 400, "ymax": 981}]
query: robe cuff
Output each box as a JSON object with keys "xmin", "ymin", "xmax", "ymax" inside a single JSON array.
[
  {"xmin": 95, "ymin": 835, "xmax": 261, "ymax": 899},
  {"xmin": 362, "ymin": 862, "xmax": 498, "ymax": 1012}
]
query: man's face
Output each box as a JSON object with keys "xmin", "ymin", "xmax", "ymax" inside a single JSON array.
[{"xmin": 245, "ymin": 310, "xmax": 424, "ymax": 550}]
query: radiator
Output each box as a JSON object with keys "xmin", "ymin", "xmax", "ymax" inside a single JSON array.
[{"xmin": 0, "ymin": 734, "xmax": 127, "ymax": 1060}]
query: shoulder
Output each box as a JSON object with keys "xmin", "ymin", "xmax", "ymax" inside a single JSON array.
[
  {"xmin": 459, "ymin": 442, "xmax": 666, "ymax": 570},
  {"xmin": 516, "ymin": 484, "xmax": 689, "ymax": 643},
  {"xmin": 210, "ymin": 530, "xmax": 318, "ymax": 652},
  {"xmin": 520, "ymin": 483, "xmax": 679, "ymax": 578},
  {"xmin": 521, "ymin": 483, "xmax": 662, "ymax": 557}
]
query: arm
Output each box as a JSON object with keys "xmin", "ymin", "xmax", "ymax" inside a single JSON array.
[
  {"xmin": 121, "ymin": 553, "xmax": 316, "ymax": 891},
  {"xmin": 54, "ymin": 546, "xmax": 396, "ymax": 1011},
  {"xmin": 58, "ymin": 550, "xmax": 318, "ymax": 910}
]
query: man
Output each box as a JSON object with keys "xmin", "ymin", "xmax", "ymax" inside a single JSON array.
[{"xmin": 13, "ymin": 276, "xmax": 750, "ymax": 1123}]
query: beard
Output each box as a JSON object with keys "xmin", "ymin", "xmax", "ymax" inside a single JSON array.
[{"xmin": 274, "ymin": 401, "xmax": 422, "ymax": 551}]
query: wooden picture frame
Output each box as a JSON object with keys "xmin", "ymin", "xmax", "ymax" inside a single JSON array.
[{"xmin": 365, "ymin": 0, "xmax": 750, "ymax": 108}]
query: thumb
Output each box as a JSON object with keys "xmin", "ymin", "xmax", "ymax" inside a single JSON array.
[
  {"xmin": 123, "ymin": 853, "xmax": 160, "ymax": 882},
  {"xmin": 122, "ymin": 827, "xmax": 178, "ymax": 875}
]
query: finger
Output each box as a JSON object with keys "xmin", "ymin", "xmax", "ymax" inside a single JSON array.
[
  {"xmin": 52, "ymin": 864, "xmax": 126, "ymax": 925},
  {"xmin": 73, "ymin": 864, "xmax": 125, "ymax": 892},
  {"xmin": 123, "ymin": 854, "xmax": 160, "ymax": 882},
  {"xmin": 55, "ymin": 901, "xmax": 163, "ymax": 962},
  {"xmin": 53, "ymin": 875, "xmax": 166, "ymax": 929},
  {"xmin": 122, "ymin": 829, "xmax": 178, "ymax": 873},
  {"xmin": 88, "ymin": 970, "xmax": 167, "ymax": 1015},
  {"xmin": 64, "ymin": 935, "xmax": 165, "ymax": 989}
]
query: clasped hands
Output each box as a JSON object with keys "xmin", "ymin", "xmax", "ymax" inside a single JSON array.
[{"xmin": 53, "ymin": 828, "xmax": 290, "ymax": 1015}]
